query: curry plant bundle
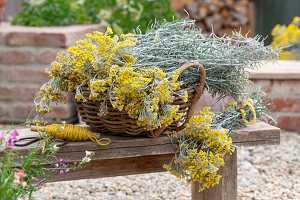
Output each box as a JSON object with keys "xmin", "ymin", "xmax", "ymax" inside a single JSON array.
[
  {"xmin": 212, "ymin": 89, "xmax": 272, "ymax": 135},
  {"xmin": 163, "ymin": 89, "xmax": 270, "ymax": 191},
  {"xmin": 134, "ymin": 19, "xmax": 279, "ymax": 99},
  {"xmin": 34, "ymin": 27, "xmax": 187, "ymax": 130},
  {"xmin": 164, "ymin": 107, "xmax": 235, "ymax": 192}
]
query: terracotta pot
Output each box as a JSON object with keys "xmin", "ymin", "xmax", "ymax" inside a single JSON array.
[{"xmin": 0, "ymin": 0, "xmax": 6, "ymax": 25}]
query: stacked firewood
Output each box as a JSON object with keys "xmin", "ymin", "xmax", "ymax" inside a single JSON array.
[{"xmin": 171, "ymin": 0, "xmax": 254, "ymax": 36}]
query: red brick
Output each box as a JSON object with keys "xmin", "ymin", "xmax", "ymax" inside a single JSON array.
[
  {"xmin": 270, "ymin": 80, "xmax": 300, "ymax": 96},
  {"xmin": 0, "ymin": 49, "xmax": 34, "ymax": 64},
  {"xmin": 0, "ymin": 85, "xmax": 39, "ymax": 101},
  {"xmin": 6, "ymin": 32, "xmax": 66, "ymax": 47},
  {"xmin": 37, "ymin": 49, "xmax": 61, "ymax": 64},
  {"xmin": 195, "ymin": 92, "xmax": 231, "ymax": 112},
  {"xmin": 12, "ymin": 86, "xmax": 39, "ymax": 101},
  {"xmin": 9, "ymin": 103, "xmax": 34, "ymax": 119},
  {"xmin": 0, "ymin": 67, "xmax": 4, "ymax": 80},
  {"xmin": 8, "ymin": 103, "xmax": 76, "ymax": 122},
  {"xmin": 7, "ymin": 67, "xmax": 50, "ymax": 84},
  {"xmin": 0, "ymin": 86, "xmax": 12, "ymax": 100},
  {"xmin": 46, "ymin": 104, "xmax": 76, "ymax": 119},
  {"xmin": 268, "ymin": 97, "xmax": 300, "ymax": 112},
  {"xmin": 276, "ymin": 115, "xmax": 300, "ymax": 132},
  {"xmin": 3, "ymin": 23, "xmax": 104, "ymax": 47},
  {"xmin": 251, "ymin": 79, "xmax": 272, "ymax": 93},
  {"xmin": 0, "ymin": 103, "xmax": 9, "ymax": 119}
]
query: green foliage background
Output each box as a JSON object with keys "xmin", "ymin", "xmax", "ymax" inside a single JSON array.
[{"xmin": 12, "ymin": 0, "xmax": 176, "ymax": 34}]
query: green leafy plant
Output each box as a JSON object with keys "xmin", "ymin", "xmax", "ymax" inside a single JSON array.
[
  {"xmin": 82, "ymin": 0, "xmax": 176, "ymax": 33},
  {"xmin": 11, "ymin": 0, "xmax": 88, "ymax": 26},
  {"xmin": 0, "ymin": 127, "xmax": 94, "ymax": 200},
  {"xmin": 11, "ymin": 0, "xmax": 176, "ymax": 34}
]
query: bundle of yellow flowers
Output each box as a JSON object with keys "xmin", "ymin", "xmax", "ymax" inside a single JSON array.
[
  {"xmin": 35, "ymin": 27, "xmax": 188, "ymax": 132},
  {"xmin": 271, "ymin": 16, "xmax": 300, "ymax": 60},
  {"xmin": 163, "ymin": 107, "xmax": 235, "ymax": 192}
]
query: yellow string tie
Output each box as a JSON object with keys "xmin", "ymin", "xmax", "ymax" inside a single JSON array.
[
  {"xmin": 36, "ymin": 123, "xmax": 47, "ymax": 153},
  {"xmin": 225, "ymin": 98, "xmax": 256, "ymax": 125}
]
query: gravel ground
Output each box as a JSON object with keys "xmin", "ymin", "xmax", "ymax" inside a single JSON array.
[{"xmin": 1, "ymin": 125, "xmax": 299, "ymax": 199}]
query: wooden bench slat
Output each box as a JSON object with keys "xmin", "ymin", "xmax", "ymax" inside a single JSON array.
[
  {"xmin": 1, "ymin": 120, "xmax": 280, "ymax": 200},
  {"xmin": 6, "ymin": 121, "xmax": 280, "ymax": 164}
]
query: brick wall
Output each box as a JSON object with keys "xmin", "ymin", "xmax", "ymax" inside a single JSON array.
[
  {"xmin": 251, "ymin": 61, "xmax": 300, "ymax": 132},
  {"xmin": 0, "ymin": 23, "xmax": 104, "ymax": 124},
  {"xmin": 197, "ymin": 60, "xmax": 300, "ymax": 133}
]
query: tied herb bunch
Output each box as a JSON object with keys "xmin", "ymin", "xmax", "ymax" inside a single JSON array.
[
  {"xmin": 164, "ymin": 107, "xmax": 235, "ymax": 192},
  {"xmin": 213, "ymin": 89, "xmax": 273, "ymax": 135},
  {"xmin": 34, "ymin": 27, "xmax": 187, "ymax": 131},
  {"xmin": 164, "ymin": 89, "xmax": 271, "ymax": 191}
]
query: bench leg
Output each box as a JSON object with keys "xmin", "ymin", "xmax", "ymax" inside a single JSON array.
[{"xmin": 191, "ymin": 151, "xmax": 237, "ymax": 200}]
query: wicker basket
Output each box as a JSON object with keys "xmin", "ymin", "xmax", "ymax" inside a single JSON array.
[{"xmin": 73, "ymin": 62, "xmax": 206, "ymax": 138}]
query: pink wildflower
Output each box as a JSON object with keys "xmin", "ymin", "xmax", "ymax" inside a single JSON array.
[
  {"xmin": 0, "ymin": 131, "xmax": 5, "ymax": 140},
  {"xmin": 8, "ymin": 137, "xmax": 14, "ymax": 147},
  {"xmin": 17, "ymin": 197, "xmax": 28, "ymax": 200},
  {"xmin": 20, "ymin": 180, "xmax": 28, "ymax": 187},
  {"xmin": 14, "ymin": 169, "xmax": 27, "ymax": 187},
  {"xmin": 10, "ymin": 129, "xmax": 19, "ymax": 140}
]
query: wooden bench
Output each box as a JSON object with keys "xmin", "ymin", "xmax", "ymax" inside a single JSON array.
[{"xmin": 9, "ymin": 121, "xmax": 280, "ymax": 200}]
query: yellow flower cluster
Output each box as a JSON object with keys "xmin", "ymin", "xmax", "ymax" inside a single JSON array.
[
  {"xmin": 90, "ymin": 65, "xmax": 186, "ymax": 130},
  {"xmin": 225, "ymin": 98, "xmax": 256, "ymax": 124},
  {"xmin": 35, "ymin": 27, "xmax": 187, "ymax": 130},
  {"xmin": 164, "ymin": 107, "xmax": 234, "ymax": 192},
  {"xmin": 271, "ymin": 16, "xmax": 300, "ymax": 60},
  {"xmin": 35, "ymin": 27, "xmax": 136, "ymax": 116},
  {"xmin": 111, "ymin": 67, "xmax": 185, "ymax": 130}
]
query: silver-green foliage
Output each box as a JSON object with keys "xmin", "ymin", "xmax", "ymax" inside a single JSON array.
[
  {"xmin": 133, "ymin": 19, "xmax": 279, "ymax": 99},
  {"xmin": 212, "ymin": 88, "xmax": 273, "ymax": 135}
]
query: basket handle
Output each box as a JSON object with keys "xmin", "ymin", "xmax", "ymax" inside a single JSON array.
[
  {"xmin": 148, "ymin": 62, "xmax": 206, "ymax": 138},
  {"xmin": 175, "ymin": 62, "xmax": 206, "ymax": 131}
]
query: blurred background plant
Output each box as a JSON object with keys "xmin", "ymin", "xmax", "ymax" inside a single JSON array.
[
  {"xmin": 0, "ymin": 127, "xmax": 94, "ymax": 200},
  {"xmin": 11, "ymin": 0, "xmax": 176, "ymax": 34},
  {"xmin": 271, "ymin": 16, "xmax": 300, "ymax": 60}
]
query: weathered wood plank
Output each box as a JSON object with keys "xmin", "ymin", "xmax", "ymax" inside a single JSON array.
[
  {"xmin": 232, "ymin": 121, "xmax": 280, "ymax": 147},
  {"xmin": 49, "ymin": 154, "xmax": 174, "ymax": 182},
  {"xmin": 0, "ymin": 121, "xmax": 280, "ymax": 190},
  {"xmin": 191, "ymin": 151, "xmax": 237, "ymax": 200},
  {"xmin": 5, "ymin": 121, "xmax": 280, "ymax": 164}
]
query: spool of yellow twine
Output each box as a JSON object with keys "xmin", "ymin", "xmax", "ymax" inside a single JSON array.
[{"xmin": 31, "ymin": 124, "xmax": 110, "ymax": 146}]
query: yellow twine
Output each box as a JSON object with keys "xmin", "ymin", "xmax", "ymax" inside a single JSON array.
[
  {"xmin": 45, "ymin": 124, "xmax": 110, "ymax": 145},
  {"xmin": 36, "ymin": 123, "xmax": 47, "ymax": 153},
  {"xmin": 35, "ymin": 123, "xmax": 110, "ymax": 153}
]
